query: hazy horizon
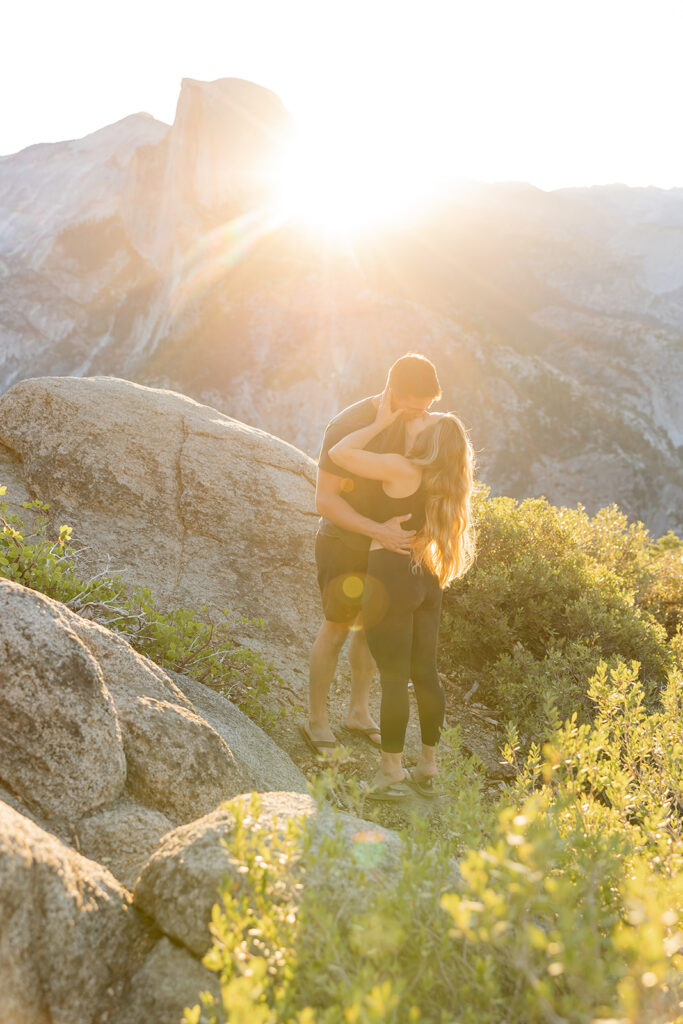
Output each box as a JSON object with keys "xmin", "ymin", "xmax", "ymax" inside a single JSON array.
[{"xmin": 4, "ymin": 87, "xmax": 683, "ymax": 200}]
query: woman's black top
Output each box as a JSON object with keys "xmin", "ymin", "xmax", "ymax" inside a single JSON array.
[{"xmin": 372, "ymin": 480, "xmax": 426, "ymax": 535}]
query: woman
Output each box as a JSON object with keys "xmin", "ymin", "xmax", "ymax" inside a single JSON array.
[{"xmin": 328, "ymin": 388, "xmax": 475, "ymax": 799}]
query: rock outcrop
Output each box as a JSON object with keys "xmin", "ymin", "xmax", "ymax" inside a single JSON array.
[
  {"xmin": 121, "ymin": 77, "xmax": 293, "ymax": 268},
  {"xmin": 0, "ymin": 575, "xmax": 397, "ymax": 1023},
  {"xmin": 0, "ymin": 576, "xmax": 324, "ymax": 1024},
  {"xmin": 0, "ymin": 801, "xmax": 143, "ymax": 1024},
  {"xmin": 0, "ymin": 579, "xmax": 308, "ymax": 871},
  {"xmin": 0, "ymin": 375, "xmax": 320, "ymax": 669},
  {"xmin": 133, "ymin": 791, "xmax": 400, "ymax": 960}
]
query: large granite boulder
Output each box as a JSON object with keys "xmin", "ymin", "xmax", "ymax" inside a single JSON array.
[
  {"xmin": 0, "ymin": 579, "xmax": 243, "ymax": 831},
  {"xmin": 0, "ymin": 375, "xmax": 320, "ymax": 673},
  {"xmin": 70, "ymin": 616, "xmax": 246, "ymax": 824},
  {"xmin": 0, "ymin": 800, "xmax": 144, "ymax": 1024}
]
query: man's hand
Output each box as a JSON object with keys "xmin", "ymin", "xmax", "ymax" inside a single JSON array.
[{"xmin": 372, "ymin": 514, "xmax": 415, "ymax": 554}]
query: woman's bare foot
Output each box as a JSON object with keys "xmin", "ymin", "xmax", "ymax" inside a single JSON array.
[
  {"xmin": 413, "ymin": 743, "xmax": 438, "ymax": 783},
  {"xmin": 362, "ymin": 766, "xmax": 410, "ymax": 801},
  {"xmin": 372, "ymin": 766, "xmax": 407, "ymax": 789}
]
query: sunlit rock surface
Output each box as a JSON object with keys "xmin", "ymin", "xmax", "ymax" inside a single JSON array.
[
  {"xmin": 0, "ymin": 577, "xmax": 395, "ymax": 1024},
  {"xmin": 0, "ymin": 376, "xmax": 320, "ymax": 665},
  {"xmin": 0, "ymin": 577, "xmax": 308, "ymax": 864}
]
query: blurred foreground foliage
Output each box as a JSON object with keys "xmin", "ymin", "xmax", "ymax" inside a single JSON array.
[
  {"xmin": 0, "ymin": 485, "xmax": 281, "ymax": 726},
  {"xmin": 188, "ymin": 659, "xmax": 683, "ymax": 1024},
  {"xmin": 184, "ymin": 492, "xmax": 682, "ymax": 1024}
]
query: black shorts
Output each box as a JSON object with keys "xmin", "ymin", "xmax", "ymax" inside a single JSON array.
[{"xmin": 315, "ymin": 532, "xmax": 369, "ymax": 625}]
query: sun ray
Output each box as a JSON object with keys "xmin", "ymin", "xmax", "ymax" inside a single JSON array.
[{"xmin": 170, "ymin": 206, "xmax": 284, "ymax": 316}]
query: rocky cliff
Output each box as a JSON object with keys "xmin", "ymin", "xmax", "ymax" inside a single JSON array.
[{"xmin": 1, "ymin": 77, "xmax": 681, "ymax": 534}]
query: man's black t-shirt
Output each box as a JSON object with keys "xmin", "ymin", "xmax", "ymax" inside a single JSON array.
[{"xmin": 317, "ymin": 397, "xmax": 406, "ymax": 551}]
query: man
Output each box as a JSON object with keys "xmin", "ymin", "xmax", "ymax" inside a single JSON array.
[{"xmin": 301, "ymin": 353, "xmax": 442, "ymax": 756}]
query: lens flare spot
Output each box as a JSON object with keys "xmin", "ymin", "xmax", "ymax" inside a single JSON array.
[
  {"xmin": 351, "ymin": 830, "xmax": 387, "ymax": 867},
  {"xmin": 360, "ymin": 574, "xmax": 390, "ymax": 629},
  {"xmin": 342, "ymin": 575, "xmax": 364, "ymax": 599}
]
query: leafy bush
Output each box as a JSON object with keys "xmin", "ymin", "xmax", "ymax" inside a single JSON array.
[
  {"xmin": 0, "ymin": 485, "xmax": 282, "ymax": 726},
  {"xmin": 439, "ymin": 492, "xmax": 680, "ymax": 742},
  {"xmin": 188, "ymin": 661, "xmax": 683, "ymax": 1024}
]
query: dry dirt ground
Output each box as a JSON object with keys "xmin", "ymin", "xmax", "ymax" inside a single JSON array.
[{"xmin": 260, "ymin": 647, "xmax": 511, "ymax": 830}]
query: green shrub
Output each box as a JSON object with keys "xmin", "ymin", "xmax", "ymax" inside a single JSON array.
[
  {"xmin": 0, "ymin": 485, "xmax": 282, "ymax": 727},
  {"xmin": 189, "ymin": 662, "xmax": 683, "ymax": 1024},
  {"xmin": 439, "ymin": 493, "xmax": 679, "ymax": 743}
]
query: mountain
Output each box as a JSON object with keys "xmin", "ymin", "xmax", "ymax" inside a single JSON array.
[{"xmin": 1, "ymin": 77, "xmax": 681, "ymax": 535}]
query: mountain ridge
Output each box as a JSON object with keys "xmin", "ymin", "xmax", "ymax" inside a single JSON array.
[{"xmin": 1, "ymin": 77, "xmax": 681, "ymax": 534}]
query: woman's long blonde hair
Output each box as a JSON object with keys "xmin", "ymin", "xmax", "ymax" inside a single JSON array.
[{"xmin": 409, "ymin": 413, "xmax": 476, "ymax": 587}]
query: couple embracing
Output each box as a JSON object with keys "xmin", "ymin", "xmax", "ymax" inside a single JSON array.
[{"xmin": 301, "ymin": 354, "xmax": 475, "ymax": 799}]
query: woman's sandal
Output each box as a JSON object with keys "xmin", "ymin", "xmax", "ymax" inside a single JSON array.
[{"xmin": 405, "ymin": 769, "xmax": 439, "ymax": 799}]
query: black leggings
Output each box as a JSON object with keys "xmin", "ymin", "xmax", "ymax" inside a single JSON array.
[{"xmin": 363, "ymin": 549, "xmax": 445, "ymax": 753}]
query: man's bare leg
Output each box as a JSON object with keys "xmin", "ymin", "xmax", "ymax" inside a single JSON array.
[
  {"xmin": 307, "ymin": 618, "xmax": 350, "ymax": 744},
  {"xmin": 345, "ymin": 621, "xmax": 381, "ymax": 744}
]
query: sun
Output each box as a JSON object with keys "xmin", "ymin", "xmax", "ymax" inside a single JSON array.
[{"xmin": 272, "ymin": 132, "xmax": 441, "ymax": 239}]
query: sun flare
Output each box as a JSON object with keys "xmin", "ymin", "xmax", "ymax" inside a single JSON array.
[{"xmin": 273, "ymin": 134, "xmax": 441, "ymax": 238}]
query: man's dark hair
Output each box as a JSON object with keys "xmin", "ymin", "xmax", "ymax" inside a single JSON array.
[{"xmin": 388, "ymin": 353, "xmax": 442, "ymax": 400}]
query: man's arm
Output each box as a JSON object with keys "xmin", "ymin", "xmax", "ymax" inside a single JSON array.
[{"xmin": 316, "ymin": 468, "xmax": 414, "ymax": 555}]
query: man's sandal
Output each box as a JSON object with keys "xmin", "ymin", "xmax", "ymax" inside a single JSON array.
[
  {"xmin": 341, "ymin": 725, "xmax": 382, "ymax": 749},
  {"xmin": 299, "ymin": 723, "xmax": 344, "ymax": 760}
]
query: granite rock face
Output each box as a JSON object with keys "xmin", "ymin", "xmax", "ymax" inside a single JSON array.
[
  {"xmin": 121, "ymin": 76, "xmax": 293, "ymax": 268},
  {"xmin": 0, "ymin": 581, "xmax": 127, "ymax": 824},
  {"xmin": 0, "ymin": 579, "xmax": 307, "ymax": 871},
  {"xmin": 0, "ymin": 579, "xmax": 315, "ymax": 1022},
  {"xmin": 133, "ymin": 791, "xmax": 400, "ymax": 959}
]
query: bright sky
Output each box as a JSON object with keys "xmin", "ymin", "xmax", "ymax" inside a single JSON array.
[{"xmin": 3, "ymin": 0, "xmax": 683, "ymax": 192}]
